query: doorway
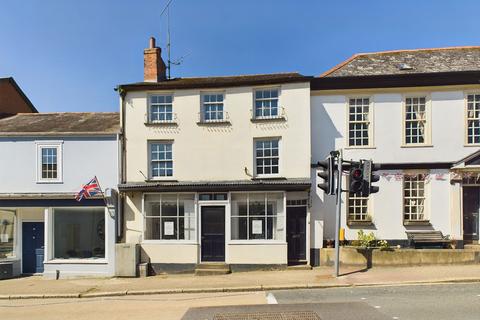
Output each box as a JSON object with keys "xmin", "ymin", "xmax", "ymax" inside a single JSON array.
[
  {"xmin": 463, "ymin": 186, "xmax": 480, "ymax": 242},
  {"xmin": 22, "ymin": 222, "xmax": 44, "ymax": 274},
  {"xmin": 287, "ymin": 206, "xmax": 307, "ymax": 264},
  {"xmin": 201, "ymin": 206, "xmax": 225, "ymax": 262}
]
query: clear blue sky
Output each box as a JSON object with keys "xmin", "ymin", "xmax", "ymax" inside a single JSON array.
[{"xmin": 1, "ymin": 0, "xmax": 479, "ymax": 112}]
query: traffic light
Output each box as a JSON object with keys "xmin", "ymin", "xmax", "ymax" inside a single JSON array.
[
  {"xmin": 317, "ymin": 156, "xmax": 336, "ymax": 195},
  {"xmin": 362, "ymin": 160, "xmax": 380, "ymax": 196},
  {"xmin": 349, "ymin": 162, "xmax": 364, "ymax": 194}
]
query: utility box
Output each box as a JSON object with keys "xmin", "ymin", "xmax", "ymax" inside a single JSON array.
[{"xmin": 115, "ymin": 243, "xmax": 140, "ymax": 277}]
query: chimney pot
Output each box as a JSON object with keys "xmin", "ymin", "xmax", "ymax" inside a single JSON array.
[{"xmin": 149, "ymin": 37, "xmax": 156, "ymax": 49}]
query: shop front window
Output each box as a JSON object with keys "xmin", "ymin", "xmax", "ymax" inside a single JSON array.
[
  {"xmin": 144, "ymin": 193, "xmax": 196, "ymax": 241},
  {"xmin": 53, "ymin": 207, "xmax": 105, "ymax": 259},
  {"xmin": 0, "ymin": 210, "xmax": 15, "ymax": 259},
  {"xmin": 231, "ymin": 193, "xmax": 284, "ymax": 241}
]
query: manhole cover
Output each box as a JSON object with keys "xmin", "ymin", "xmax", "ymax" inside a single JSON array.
[{"xmin": 213, "ymin": 311, "xmax": 321, "ymax": 320}]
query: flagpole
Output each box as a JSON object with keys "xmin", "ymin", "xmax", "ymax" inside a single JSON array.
[{"xmin": 94, "ymin": 175, "xmax": 109, "ymax": 208}]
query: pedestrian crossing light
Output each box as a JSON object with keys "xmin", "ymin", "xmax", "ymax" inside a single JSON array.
[{"xmin": 317, "ymin": 156, "xmax": 336, "ymax": 195}]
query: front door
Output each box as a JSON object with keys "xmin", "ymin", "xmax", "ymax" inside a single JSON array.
[
  {"xmin": 22, "ymin": 222, "xmax": 44, "ymax": 274},
  {"xmin": 463, "ymin": 187, "xmax": 480, "ymax": 241},
  {"xmin": 201, "ymin": 206, "xmax": 225, "ymax": 262},
  {"xmin": 287, "ymin": 206, "xmax": 307, "ymax": 263}
]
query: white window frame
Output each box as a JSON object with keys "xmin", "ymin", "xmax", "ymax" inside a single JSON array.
[
  {"xmin": 347, "ymin": 192, "xmax": 372, "ymax": 223},
  {"xmin": 47, "ymin": 206, "xmax": 108, "ymax": 264},
  {"xmin": 141, "ymin": 193, "xmax": 198, "ymax": 244},
  {"xmin": 148, "ymin": 141, "xmax": 174, "ymax": 180},
  {"xmin": 147, "ymin": 93, "xmax": 174, "ymax": 123},
  {"xmin": 36, "ymin": 141, "xmax": 63, "ymax": 183},
  {"xmin": 402, "ymin": 171, "xmax": 429, "ymax": 222},
  {"xmin": 253, "ymin": 137, "xmax": 281, "ymax": 178},
  {"xmin": 229, "ymin": 191, "xmax": 286, "ymax": 243},
  {"xmin": 201, "ymin": 92, "xmax": 225, "ymax": 122},
  {"xmin": 0, "ymin": 209, "xmax": 17, "ymax": 260},
  {"xmin": 402, "ymin": 94, "xmax": 432, "ymax": 147},
  {"xmin": 346, "ymin": 96, "xmax": 374, "ymax": 148},
  {"xmin": 253, "ymin": 87, "xmax": 281, "ymax": 119},
  {"xmin": 465, "ymin": 92, "xmax": 480, "ymax": 146}
]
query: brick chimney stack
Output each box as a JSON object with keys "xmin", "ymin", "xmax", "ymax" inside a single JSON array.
[{"xmin": 144, "ymin": 37, "xmax": 167, "ymax": 82}]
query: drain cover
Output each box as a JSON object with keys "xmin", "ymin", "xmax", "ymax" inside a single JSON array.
[{"xmin": 213, "ymin": 311, "xmax": 321, "ymax": 320}]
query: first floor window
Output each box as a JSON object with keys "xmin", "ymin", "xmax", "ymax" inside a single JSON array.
[
  {"xmin": 37, "ymin": 143, "xmax": 62, "ymax": 182},
  {"xmin": 403, "ymin": 173, "xmax": 426, "ymax": 221},
  {"xmin": 144, "ymin": 194, "xmax": 196, "ymax": 240},
  {"xmin": 231, "ymin": 193, "xmax": 284, "ymax": 240},
  {"xmin": 149, "ymin": 95, "xmax": 173, "ymax": 123},
  {"xmin": 202, "ymin": 93, "xmax": 224, "ymax": 121},
  {"xmin": 405, "ymin": 97, "xmax": 427, "ymax": 144},
  {"xmin": 467, "ymin": 94, "xmax": 480, "ymax": 144},
  {"xmin": 53, "ymin": 207, "xmax": 105, "ymax": 259},
  {"xmin": 150, "ymin": 142, "xmax": 173, "ymax": 178},
  {"xmin": 255, "ymin": 139, "xmax": 279, "ymax": 176},
  {"xmin": 348, "ymin": 98, "xmax": 370, "ymax": 146},
  {"xmin": 348, "ymin": 193, "xmax": 370, "ymax": 222},
  {"xmin": 0, "ymin": 210, "xmax": 15, "ymax": 259},
  {"xmin": 254, "ymin": 88, "xmax": 279, "ymax": 118}
]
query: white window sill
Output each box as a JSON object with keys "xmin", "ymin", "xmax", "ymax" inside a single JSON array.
[
  {"xmin": 400, "ymin": 144, "xmax": 433, "ymax": 148},
  {"xmin": 228, "ymin": 240, "xmax": 287, "ymax": 245},
  {"xmin": 253, "ymin": 175, "xmax": 283, "ymax": 179},
  {"xmin": 147, "ymin": 177, "xmax": 176, "ymax": 182},
  {"xmin": 464, "ymin": 144, "xmax": 480, "ymax": 147},
  {"xmin": 36, "ymin": 180, "xmax": 63, "ymax": 184},
  {"xmin": 344, "ymin": 146, "xmax": 376, "ymax": 150},
  {"xmin": 141, "ymin": 240, "xmax": 198, "ymax": 245},
  {"xmin": 45, "ymin": 259, "xmax": 108, "ymax": 264}
]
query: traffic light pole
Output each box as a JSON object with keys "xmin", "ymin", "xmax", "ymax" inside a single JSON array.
[{"xmin": 334, "ymin": 149, "xmax": 342, "ymax": 278}]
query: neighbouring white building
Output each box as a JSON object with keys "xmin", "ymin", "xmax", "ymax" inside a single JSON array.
[
  {"xmin": 117, "ymin": 38, "xmax": 312, "ymax": 273},
  {"xmin": 310, "ymin": 47, "xmax": 480, "ymax": 260},
  {"xmin": 0, "ymin": 113, "xmax": 120, "ymax": 279}
]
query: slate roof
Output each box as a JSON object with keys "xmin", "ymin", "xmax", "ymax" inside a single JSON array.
[
  {"xmin": 321, "ymin": 46, "xmax": 480, "ymax": 77},
  {"xmin": 0, "ymin": 112, "xmax": 120, "ymax": 136},
  {"xmin": 118, "ymin": 72, "xmax": 310, "ymax": 91}
]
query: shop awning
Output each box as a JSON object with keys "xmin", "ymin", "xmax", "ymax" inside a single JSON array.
[{"xmin": 118, "ymin": 178, "xmax": 311, "ymax": 193}]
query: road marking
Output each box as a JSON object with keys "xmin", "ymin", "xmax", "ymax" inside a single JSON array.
[
  {"xmin": 266, "ymin": 293, "xmax": 278, "ymax": 304},
  {"xmin": 393, "ymin": 317, "xmax": 399, "ymax": 319},
  {"xmin": 374, "ymin": 305, "xmax": 381, "ymax": 309},
  {"xmin": 361, "ymin": 297, "xmax": 366, "ymax": 300}
]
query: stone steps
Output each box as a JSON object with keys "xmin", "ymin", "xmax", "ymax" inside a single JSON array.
[{"xmin": 195, "ymin": 263, "xmax": 231, "ymax": 276}]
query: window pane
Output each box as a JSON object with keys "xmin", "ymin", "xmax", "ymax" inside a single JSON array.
[
  {"xmin": 0, "ymin": 210, "xmax": 15, "ymax": 258},
  {"xmin": 231, "ymin": 217, "xmax": 247, "ymax": 240},
  {"xmin": 53, "ymin": 208, "xmax": 105, "ymax": 259}
]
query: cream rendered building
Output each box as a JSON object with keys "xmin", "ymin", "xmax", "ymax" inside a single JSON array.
[{"xmin": 118, "ymin": 38, "xmax": 312, "ymax": 273}]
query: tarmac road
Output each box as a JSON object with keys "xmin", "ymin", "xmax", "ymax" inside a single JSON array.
[{"xmin": 270, "ymin": 282, "xmax": 480, "ymax": 320}]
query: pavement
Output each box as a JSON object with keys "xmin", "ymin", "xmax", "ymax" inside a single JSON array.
[{"xmin": 1, "ymin": 264, "xmax": 480, "ymax": 299}]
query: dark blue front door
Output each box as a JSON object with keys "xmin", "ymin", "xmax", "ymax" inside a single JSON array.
[{"xmin": 22, "ymin": 222, "xmax": 44, "ymax": 274}]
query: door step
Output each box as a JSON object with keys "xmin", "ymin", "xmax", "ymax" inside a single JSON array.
[
  {"xmin": 287, "ymin": 264, "xmax": 312, "ymax": 270},
  {"xmin": 195, "ymin": 263, "xmax": 231, "ymax": 276},
  {"xmin": 464, "ymin": 244, "xmax": 480, "ymax": 251}
]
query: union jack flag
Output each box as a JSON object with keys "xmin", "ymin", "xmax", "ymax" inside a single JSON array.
[{"xmin": 75, "ymin": 176, "xmax": 102, "ymax": 201}]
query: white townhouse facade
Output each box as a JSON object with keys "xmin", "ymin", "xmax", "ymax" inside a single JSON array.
[
  {"xmin": 118, "ymin": 38, "xmax": 312, "ymax": 273},
  {"xmin": 310, "ymin": 47, "xmax": 480, "ymax": 256},
  {"xmin": 0, "ymin": 113, "xmax": 120, "ymax": 279}
]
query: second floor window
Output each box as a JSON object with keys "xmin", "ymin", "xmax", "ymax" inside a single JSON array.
[
  {"xmin": 255, "ymin": 139, "xmax": 279, "ymax": 176},
  {"xmin": 405, "ymin": 97, "xmax": 427, "ymax": 144},
  {"xmin": 403, "ymin": 173, "xmax": 426, "ymax": 222},
  {"xmin": 467, "ymin": 94, "xmax": 480, "ymax": 144},
  {"xmin": 37, "ymin": 142, "xmax": 62, "ymax": 183},
  {"xmin": 254, "ymin": 88, "xmax": 278, "ymax": 118},
  {"xmin": 149, "ymin": 95, "xmax": 173, "ymax": 123},
  {"xmin": 150, "ymin": 142, "xmax": 173, "ymax": 178},
  {"xmin": 202, "ymin": 93, "xmax": 224, "ymax": 121},
  {"xmin": 348, "ymin": 98, "xmax": 370, "ymax": 146}
]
